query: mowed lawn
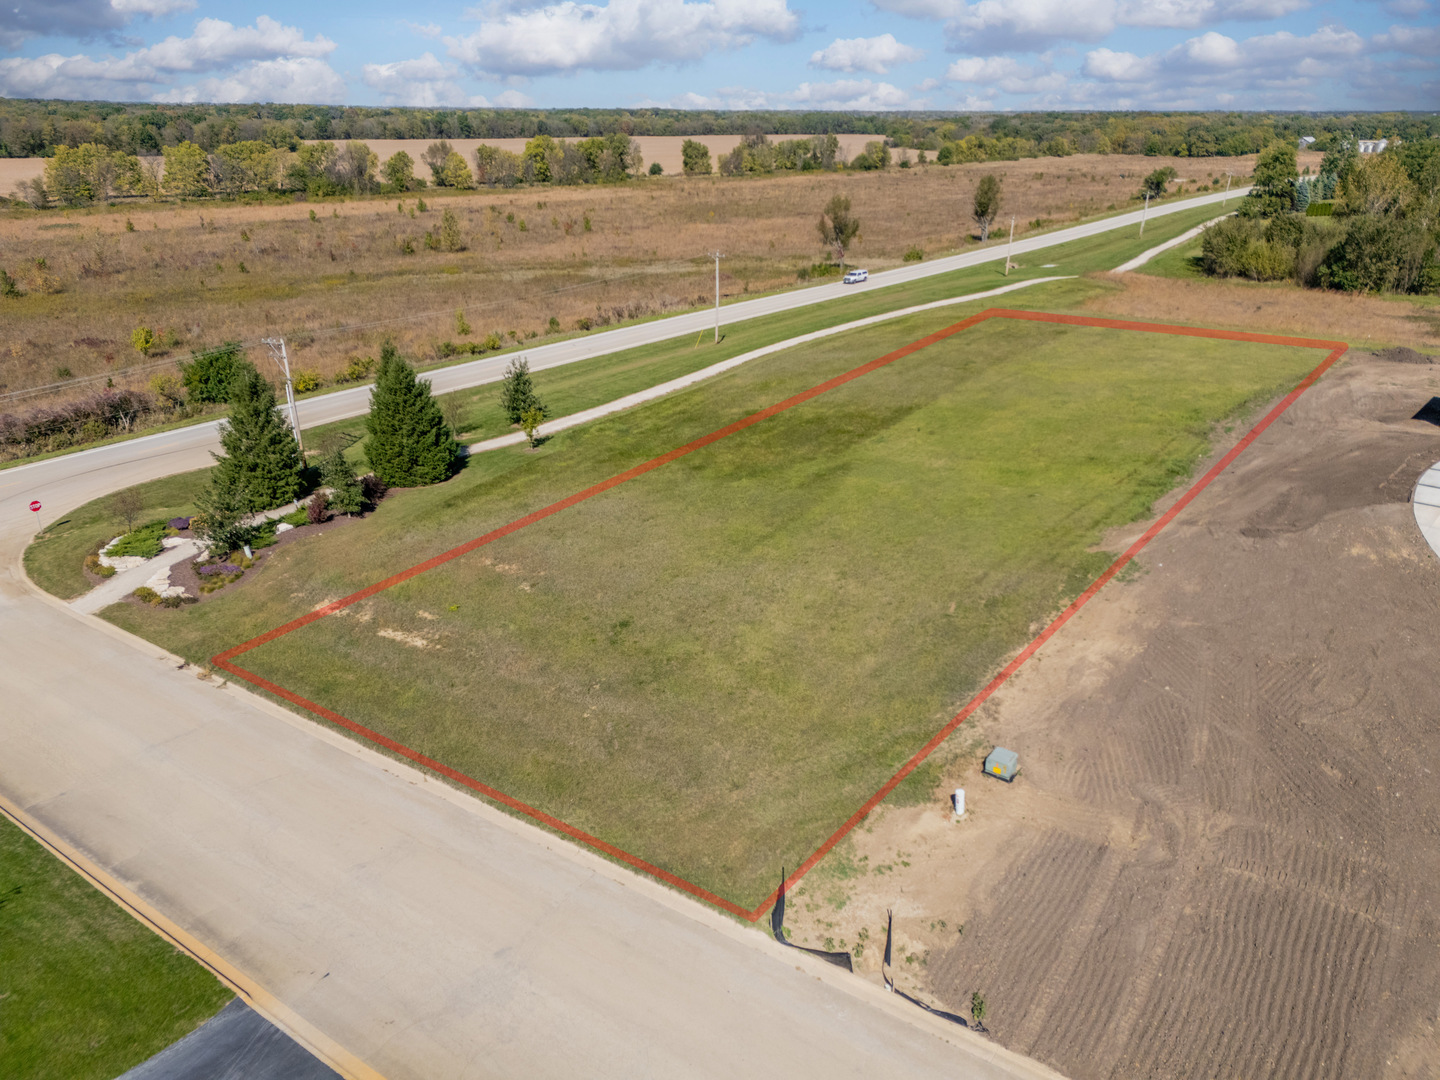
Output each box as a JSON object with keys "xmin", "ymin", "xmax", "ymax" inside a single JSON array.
[
  {"xmin": 106, "ymin": 314, "xmax": 1324, "ymax": 910},
  {"xmin": 0, "ymin": 817, "xmax": 231, "ymax": 1080}
]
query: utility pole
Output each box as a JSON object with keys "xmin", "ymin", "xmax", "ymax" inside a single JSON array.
[
  {"xmin": 1222, "ymin": 172, "xmax": 1232, "ymax": 206},
  {"xmin": 708, "ymin": 250, "xmax": 723, "ymax": 343},
  {"xmin": 1004, "ymin": 217, "xmax": 1015, "ymax": 276},
  {"xmin": 260, "ymin": 337, "xmax": 303, "ymax": 453},
  {"xmin": 1140, "ymin": 192, "xmax": 1151, "ymax": 237}
]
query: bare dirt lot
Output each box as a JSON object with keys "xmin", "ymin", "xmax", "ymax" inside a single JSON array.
[{"xmin": 788, "ymin": 347, "xmax": 1440, "ymax": 1079}]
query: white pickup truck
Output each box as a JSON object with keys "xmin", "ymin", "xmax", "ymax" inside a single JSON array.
[{"xmin": 842, "ymin": 268, "xmax": 869, "ymax": 284}]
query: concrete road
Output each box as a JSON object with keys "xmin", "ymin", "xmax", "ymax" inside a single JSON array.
[{"xmin": 0, "ymin": 193, "xmax": 1254, "ymax": 1079}]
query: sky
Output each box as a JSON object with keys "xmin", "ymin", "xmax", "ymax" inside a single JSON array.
[{"xmin": 0, "ymin": 0, "xmax": 1435, "ymax": 112}]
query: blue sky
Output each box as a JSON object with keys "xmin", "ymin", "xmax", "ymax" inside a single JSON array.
[{"xmin": 0, "ymin": 0, "xmax": 1435, "ymax": 111}]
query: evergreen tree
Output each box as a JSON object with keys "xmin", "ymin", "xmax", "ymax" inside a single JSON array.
[
  {"xmin": 1241, "ymin": 141, "xmax": 1299, "ymax": 219},
  {"xmin": 499, "ymin": 357, "xmax": 547, "ymax": 425},
  {"xmin": 364, "ymin": 342, "xmax": 457, "ymax": 486},
  {"xmin": 320, "ymin": 446, "xmax": 365, "ymax": 514},
  {"xmin": 193, "ymin": 469, "xmax": 255, "ymax": 556},
  {"xmin": 211, "ymin": 365, "xmax": 303, "ymax": 512}
]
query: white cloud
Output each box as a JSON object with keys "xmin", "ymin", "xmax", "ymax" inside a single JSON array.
[
  {"xmin": 154, "ymin": 56, "xmax": 347, "ymax": 103},
  {"xmin": 669, "ymin": 77, "xmax": 917, "ymax": 109},
  {"xmin": 404, "ymin": 21, "xmax": 445, "ymax": 38},
  {"xmin": 445, "ymin": 0, "xmax": 798, "ymax": 75},
  {"xmin": 809, "ymin": 33, "xmax": 923, "ymax": 74},
  {"xmin": 951, "ymin": 0, "xmax": 1116, "ymax": 49},
  {"xmin": 110, "ymin": 0, "xmax": 198, "ymax": 15},
  {"xmin": 1115, "ymin": 0, "xmax": 1309, "ymax": 27},
  {"xmin": 945, "ymin": 53, "xmax": 1065, "ymax": 92},
  {"xmin": 1374, "ymin": 22, "xmax": 1440, "ymax": 53},
  {"xmin": 136, "ymin": 16, "xmax": 335, "ymax": 73},
  {"xmin": 1080, "ymin": 46, "xmax": 1155, "ymax": 80},
  {"xmin": 0, "ymin": 15, "xmax": 342, "ymax": 104},
  {"xmin": 362, "ymin": 52, "xmax": 472, "ymax": 106},
  {"xmin": 0, "ymin": 52, "xmax": 154, "ymax": 98}
]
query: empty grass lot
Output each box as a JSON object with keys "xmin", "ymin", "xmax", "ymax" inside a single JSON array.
[
  {"xmin": 0, "ymin": 816, "xmax": 231, "ymax": 1080},
  {"xmin": 101, "ymin": 309, "xmax": 1324, "ymax": 911}
]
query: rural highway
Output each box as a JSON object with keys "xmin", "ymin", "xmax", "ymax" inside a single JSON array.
[{"xmin": 0, "ymin": 190, "xmax": 1240, "ymax": 1079}]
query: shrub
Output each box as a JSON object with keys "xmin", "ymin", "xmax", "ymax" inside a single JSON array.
[
  {"xmin": 336, "ymin": 355, "xmax": 375, "ymax": 384},
  {"xmin": 84, "ymin": 553, "xmax": 116, "ymax": 578},
  {"xmin": 499, "ymin": 357, "xmax": 547, "ymax": 425},
  {"xmin": 292, "ymin": 369, "xmax": 322, "ymax": 393},
  {"xmin": 181, "ymin": 343, "xmax": 251, "ymax": 405},
  {"xmin": 1139, "ymin": 167, "xmax": 1177, "ymax": 198},
  {"xmin": 320, "ymin": 448, "xmax": 364, "ymax": 515},
  {"xmin": 108, "ymin": 521, "xmax": 167, "ymax": 559},
  {"xmin": 438, "ymin": 208, "xmax": 465, "ymax": 252},
  {"xmin": 903, "ymin": 246, "xmax": 924, "ymax": 262},
  {"xmin": 306, "ymin": 491, "xmax": 330, "ymax": 524},
  {"xmin": 132, "ymin": 587, "xmax": 160, "ymax": 604},
  {"xmin": 131, "ymin": 326, "xmax": 155, "ymax": 357},
  {"xmin": 360, "ymin": 473, "xmax": 387, "ymax": 506},
  {"xmin": 649, "ymin": 161, "xmax": 664, "ymax": 176}
]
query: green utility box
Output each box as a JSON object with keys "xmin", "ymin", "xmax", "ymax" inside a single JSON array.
[{"xmin": 984, "ymin": 747, "xmax": 1019, "ymax": 782}]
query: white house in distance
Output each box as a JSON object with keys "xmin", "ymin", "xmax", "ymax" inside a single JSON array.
[
  {"xmin": 1298, "ymin": 136, "xmax": 1317, "ymax": 150},
  {"xmin": 1358, "ymin": 138, "xmax": 1390, "ymax": 154}
]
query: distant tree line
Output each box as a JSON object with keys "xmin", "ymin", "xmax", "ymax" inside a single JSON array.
[
  {"xmin": 2, "ymin": 99, "xmax": 1435, "ymax": 162},
  {"xmin": 1201, "ymin": 138, "xmax": 1440, "ymax": 295}
]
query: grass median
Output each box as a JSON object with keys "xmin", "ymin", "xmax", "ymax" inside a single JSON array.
[
  {"xmin": 0, "ymin": 815, "xmax": 231, "ymax": 1080},
  {"xmin": 100, "ymin": 308, "xmax": 1323, "ymax": 911}
]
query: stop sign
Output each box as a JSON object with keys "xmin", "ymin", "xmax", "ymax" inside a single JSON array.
[{"xmin": 28, "ymin": 500, "xmax": 41, "ymax": 513}]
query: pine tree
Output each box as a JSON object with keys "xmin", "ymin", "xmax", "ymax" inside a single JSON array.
[
  {"xmin": 193, "ymin": 469, "xmax": 255, "ymax": 556},
  {"xmin": 320, "ymin": 446, "xmax": 365, "ymax": 514},
  {"xmin": 364, "ymin": 341, "xmax": 457, "ymax": 486},
  {"xmin": 499, "ymin": 357, "xmax": 546, "ymax": 425},
  {"xmin": 211, "ymin": 365, "xmax": 303, "ymax": 512}
]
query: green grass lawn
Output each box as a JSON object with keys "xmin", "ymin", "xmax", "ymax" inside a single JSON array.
[
  {"xmin": 100, "ymin": 308, "xmax": 1323, "ymax": 911},
  {"xmin": 0, "ymin": 815, "xmax": 231, "ymax": 1080}
]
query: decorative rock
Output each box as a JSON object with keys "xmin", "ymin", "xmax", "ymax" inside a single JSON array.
[
  {"xmin": 276, "ymin": 522, "xmax": 295, "ymax": 533},
  {"xmin": 161, "ymin": 535, "xmax": 190, "ymax": 549}
]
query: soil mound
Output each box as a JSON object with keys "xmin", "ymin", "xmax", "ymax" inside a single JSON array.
[{"xmin": 1374, "ymin": 345, "xmax": 1436, "ymax": 364}]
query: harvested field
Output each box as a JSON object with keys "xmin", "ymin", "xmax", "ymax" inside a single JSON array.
[
  {"xmin": 0, "ymin": 152, "xmax": 1302, "ymax": 409},
  {"xmin": 787, "ymin": 348, "xmax": 1440, "ymax": 1079}
]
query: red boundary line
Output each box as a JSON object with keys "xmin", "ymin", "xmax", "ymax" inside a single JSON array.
[{"xmin": 212, "ymin": 309, "xmax": 1347, "ymax": 922}]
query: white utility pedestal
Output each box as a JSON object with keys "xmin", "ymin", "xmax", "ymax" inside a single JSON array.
[{"xmin": 953, "ymin": 788, "xmax": 966, "ymax": 817}]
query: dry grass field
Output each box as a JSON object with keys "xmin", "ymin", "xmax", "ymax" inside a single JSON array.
[{"xmin": 0, "ymin": 151, "xmax": 1309, "ymax": 407}]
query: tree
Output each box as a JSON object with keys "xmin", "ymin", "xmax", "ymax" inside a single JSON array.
[
  {"xmin": 192, "ymin": 469, "xmax": 254, "ymax": 557},
  {"xmin": 382, "ymin": 151, "xmax": 414, "ymax": 190},
  {"xmin": 1336, "ymin": 152, "xmax": 1415, "ymax": 218},
  {"xmin": 499, "ymin": 357, "xmax": 547, "ymax": 425},
  {"xmin": 681, "ymin": 139, "xmax": 712, "ymax": 176},
  {"xmin": 162, "ymin": 141, "xmax": 211, "ymax": 197},
  {"xmin": 520, "ymin": 406, "xmax": 545, "ymax": 448},
  {"xmin": 364, "ymin": 342, "xmax": 458, "ymax": 486},
  {"xmin": 1140, "ymin": 166, "xmax": 1178, "ymax": 198},
  {"xmin": 181, "ymin": 343, "xmax": 251, "ymax": 404},
  {"xmin": 1242, "ymin": 141, "xmax": 1299, "ymax": 219},
  {"xmin": 649, "ymin": 161, "xmax": 664, "ymax": 176},
  {"xmin": 816, "ymin": 194, "xmax": 861, "ymax": 267},
  {"xmin": 970, "ymin": 991, "xmax": 987, "ymax": 1031},
  {"xmin": 211, "ymin": 365, "xmax": 304, "ymax": 512},
  {"xmin": 422, "ymin": 140, "xmax": 455, "ymax": 183},
  {"xmin": 320, "ymin": 447, "xmax": 365, "ymax": 515},
  {"xmin": 111, "ymin": 488, "xmax": 143, "ymax": 533},
  {"xmin": 440, "ymin": 151, "xmax": 475, "ymax": 190},
  {"xmin": 973, "ymin": 175, "xmax": 1002, "ymax": 241},
  {"xmin": 437, "ymin": 208, "xmax": 465, "ymax": 251},
  {"xmin": 131, "ymin": 326, "xmax": 155, "ymax": 357}
]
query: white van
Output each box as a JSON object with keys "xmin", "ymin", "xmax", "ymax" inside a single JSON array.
[{"xmin": 842, "ymin": 268, "xmax": 869, "ymax": 284}]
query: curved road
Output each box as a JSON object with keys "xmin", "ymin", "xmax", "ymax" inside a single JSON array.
[{"xmin": 0, "ymin": 190, "xmax": 1242, "ymax": 1079}]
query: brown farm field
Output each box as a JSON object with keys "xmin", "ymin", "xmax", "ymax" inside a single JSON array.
[{"xmin": 0, "ymin": 151, "xmax": 1311, "ymax": 406}]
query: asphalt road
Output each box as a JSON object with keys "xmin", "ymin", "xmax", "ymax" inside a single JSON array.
[{"xmin": 0, "ymin": 191, "xmax": 1244, "ymax": 1079}]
